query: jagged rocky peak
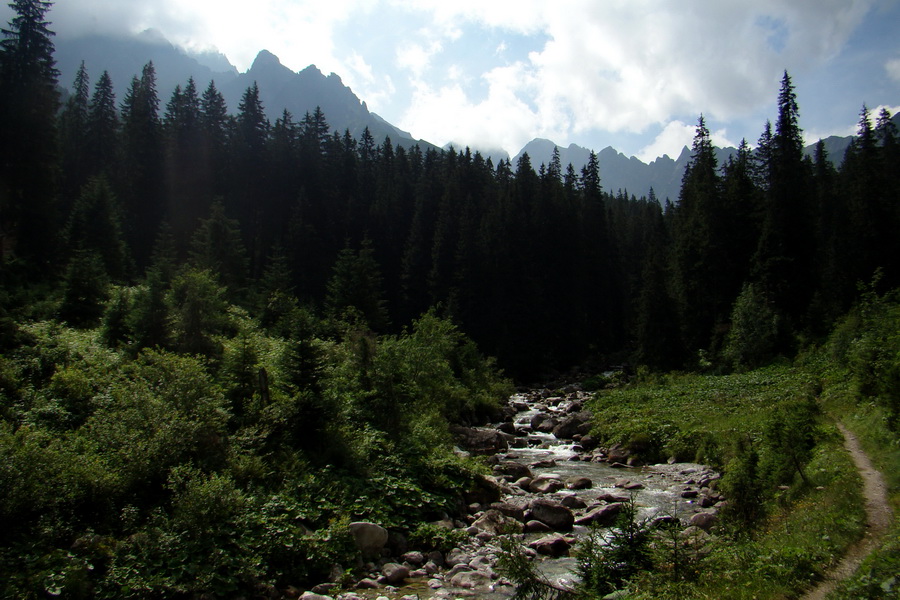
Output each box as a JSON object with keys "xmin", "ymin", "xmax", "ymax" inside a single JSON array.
[{"xmin": 250, "ymin": 49, "xmax": 286, "ymax": 71}]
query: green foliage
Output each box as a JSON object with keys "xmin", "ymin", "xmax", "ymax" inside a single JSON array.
[
  {"xmin": 58, "ymin": 249, "xmax": 110, "ymax": 328},
  {"xmin": 722, "ymin": 281, "xmax": 782, "ymax": 370},
  {"xmin": 408, "ymin": 522, "xmax": 469, "ymax": 553},
  {"xmin": 589, "ymin": 365, "xmax": 816, "ymax": 469},
  {"xmin": 576, "ymin": 497, "xmax": 654, "ymax": 596},
  {"xmin": 167, "ymin": 268, "xmax": 229, "ymax": 356}
]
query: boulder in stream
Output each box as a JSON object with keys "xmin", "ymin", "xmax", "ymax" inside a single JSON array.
[
  {"xmin": 552, "ymin": 411, "xmax": 593, "ymax": 439},
  {"xmin": 528, "ymin": 534, "xmax": 571, "ymax": 557},
  {"xmin": 450, "ymin": 425, "xmax": 509, "ymax": 455},
  {"xmin": 529, "ymin": 474, "xmax": 565, "ymax": 494},
  {"xmin": 565, "ymin": 476, "xmax": 593, "ymax": 490},
  {"xmin": 574, "ymin": 502, "xmax": 624, "ymax": 526},
  {"xmin": 348, "ymin": 522, "xmax": 388, "ymax": 557},
  {"xmin": 472, "ymin": 509, "xmax": 523, "ymax": 534},
  {"xmin": 528, "ymin": 498, "xmax": 575, "ymax": 531}
]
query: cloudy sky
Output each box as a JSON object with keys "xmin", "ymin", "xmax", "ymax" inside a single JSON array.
[{"xmin": 6, "ymin": 0, "xmax": 900, "ymax": 161}]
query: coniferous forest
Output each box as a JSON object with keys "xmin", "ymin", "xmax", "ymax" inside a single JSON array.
[{"xmin": 2, "ymin": 2, "xmax": 900, "ymax": 599}]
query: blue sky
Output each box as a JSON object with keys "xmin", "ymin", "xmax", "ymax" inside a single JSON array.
[{"xmin": 5, "ymin": 0, "xmax": 900, "ymax": 161}]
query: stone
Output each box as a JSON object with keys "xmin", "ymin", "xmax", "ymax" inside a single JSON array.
[
  {"xmin": 681, "ymin": 489, "xmax": 699, "ymax": 499},
  {"xmin": 464, "ymin": 474, "xmax": 504, "ymax": 505},
  {"xmin": 299, "ymin": 593, "xmax": 333, "ymax": 600},
  {"xmin": 428, "ymin": 579, "xmax": 443, "ymax": 589},
  {"xmin": 450, "ymin": 425, "xmax": 509, "ymax": 455},
  {"xmin": 606, "ymin": 443, "xmax": 631, "ymax": 463},
  {"xmin": 381, "ymin": 563, "xmax": 409, "ymax": 585},
  {"xmin": 311, "ymin": 583, "xmax": 338, "ymax": 595},
  {"xmin": 472, "ymin": 509, "xmax": 523, "ymax": 534},
  {"xmin": 597, "ymin": 492, "xmax": 629, "ymax": 503},
  {"xmin": 528, "ymin": 534, "xmax": 571, "ymax": 557},
  {"xmin": 528, "ymin": 498, "xmax": 575, "ymax": 531},
  {"xmin": 560, "ymin": 495, "xmax": 587, "ymax": 510},
  {"xmin": 445, "ymin": 548, "xmax": 472, "ymax": 567},
  {"xmin": 348, "ymin": 522, "xmax": 388, "ymax": 556},
  {"xmin": 529, "ymin": 473, "xmax": 565, "ymax": 494},
  {"xmin": 449, "ymin": 570, "xmax": 492, "ymax": 589},
  {"xmin": 496, "ymin": 421, "xmax": 518, "ymax": 435},
  {"xmin": 552, "ymin": 411, "xmax": 593, "ymax": 439},
  {"xmin": 490, "ymin": 501, "xmax": 527, "ymax": 522},
  {"xmin": 574, "ymin": 502, "xmax": 624, "ymax": 526},
  {"xmin": 566, "ymin": 476, "xmax": 593, "ymax": 490},
  {"xmin": 689, "ymin": 511, "xmax": 719, "ymax": 532},
  {"xmin": 492, "ymin": 461, "xmax": 532, "ymax": 480},
  {"xmin": 355, "ymin": 578, "xmax": 379, "ymax": 589},
  {"xmin": 524, "ymin": 519, "xmax": 553, "ymax": 533}
]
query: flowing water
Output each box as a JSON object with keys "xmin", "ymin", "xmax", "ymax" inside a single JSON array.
[{"xmin": 352, "ymin": 389, "xmax": 719, "ymax": 599}]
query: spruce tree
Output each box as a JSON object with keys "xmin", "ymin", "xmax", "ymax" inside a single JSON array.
[
  {"xmin": 0, "ymin": 0, "xmax": 60, "ymax": 266},
  {"xmin": 120, "ymin": 62, "xmax": 164, "ymax": 267},
  {"xmin": 59, "ymin": 61, "xmax": 90, "ymax": 202},
  {"xmin": 85, "ymin": 70, "xmax": 119, "ymax": 180}
]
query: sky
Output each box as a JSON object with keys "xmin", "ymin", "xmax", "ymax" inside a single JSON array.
[{"xmin": 5, "ymin": 0, "xmax": 900, "ymax": 162}]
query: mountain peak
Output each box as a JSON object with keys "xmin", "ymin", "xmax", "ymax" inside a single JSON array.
[{"xmin": 250, "ymin": 49, "xmax": 283, "ymax": 71}]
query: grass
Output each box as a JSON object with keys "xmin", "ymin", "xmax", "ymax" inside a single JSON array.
[{"xmin": 584, "ymin": 364, "xmax": 872, "ymax": 599}]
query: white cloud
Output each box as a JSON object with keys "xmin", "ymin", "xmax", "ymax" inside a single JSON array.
[
  {"xmin": 636, "ymin": 121, "xmax": 694, "ymax": 163},
  {"xmin": 397, "ymin": 0, "xmax": 876, "ymax": 155},
  {"xmin": 396, "ymin": 40, "xmax": 442, "ymax": 77},
  {"xmin": 887, "ymin": 58, "xmax": 900, "ymax": 83}
]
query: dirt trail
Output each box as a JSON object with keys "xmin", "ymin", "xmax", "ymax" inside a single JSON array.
[{"xmin": 801, "ymin": 422, "xmax": 893, "ymax": 600}]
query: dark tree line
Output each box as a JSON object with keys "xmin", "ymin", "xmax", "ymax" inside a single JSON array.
[{"xmin": 2, "ymin": 1, "xmax": 899, "ymax": 377}]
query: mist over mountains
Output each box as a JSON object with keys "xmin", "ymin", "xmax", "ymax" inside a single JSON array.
[{"xmin": 55, "ymin": 31, "xmax": 865, "ymax": 202}]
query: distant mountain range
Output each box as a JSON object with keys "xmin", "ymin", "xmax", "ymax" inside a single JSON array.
[
  {"xmin": 55, "ymin": 31, "xmax": 435, "ymax": 151},
  {"xmin": 55, "ymin": 31, "xmax": 876, "ymax": 203}
]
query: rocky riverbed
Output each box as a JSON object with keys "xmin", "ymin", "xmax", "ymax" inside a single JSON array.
[{"xmin": 297, "ymin": 384, "xmax": 727, "ymax": 600}]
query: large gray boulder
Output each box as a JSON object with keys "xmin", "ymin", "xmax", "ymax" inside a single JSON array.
[
  {"xmin": 528, "ymin": 534, "xmax": 571, "ymax": 557},
  {"xmin": 381, "ymin": 562, "xmax": 410, "ymax": 584},
  {"xmin": 574, "ymin": 503, "xmax": 624, "ymax": 526},
  {"xmin": 529, "ymin": 473, "xmax": 565, "ymax": 494},
  {"xmin": 552, "ymin": 411, "xmax": 593, "ymax": 439},
  {"xmin": 348, "ymin": 522, "xmax": 388, "ymax": 556},
  {"xmin": 450, "ymin": 425, "xmax": 509, "ymax": 455},
  {"xmin": 472, "ymin": 509, "xmax": 523, "ymax": 534},
  {"xmin": 493, "ymin": 461, "xmax": 533, "ymax": 480},
  {"xmin": 528, "ymin": 498, "xmax": 575, "ymax": 531}
]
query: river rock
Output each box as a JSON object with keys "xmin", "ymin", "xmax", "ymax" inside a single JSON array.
[
  {"xmin": 574, "ymin": 502, "xmax": 624, "ymax": 526},
  {"xmin": 689, "ymin": 511, "xmax": 719, "ymax": 532},
  {"xmin": 560, "ymin": 495, "xmax": 587, "ymax": 509},
  {"xmin": 355, "ymin": 578, "xmax": 379, "ymax": 589},
  {"xmin": 528, "ymin": 498, "xmax": 575, "ymax": 531},
  {"xmin": 380, "ymin": 563, "xmax": 409, "ymax": 585},
  {"xmin": 681, "ymin": 489, "xmax": 699, "ymax": 499},
  {"xmin": 400, "ymin": 551, "xmax": 425, "ymax": 566},
  {"xmin": 524, "ymin": 519, "xmax": 553, "ymax": 533},
  {"xmin": 566, "ymin": 476, "xmax": 593, "ymax": 490},
  {"xmin": 449, "ymin": 570, "xmax": 492, "ymax": 589},
  {"xmin": 597, "ymin": 492, "xmax": 629, "ymax": 503},
  {"xmin": 606, "ymin": 443, "xmax": 631, "ymax": 464},
  {"xmin": 445, "ymin": 548, "xmax": 472, "ymax": 568},
  {"xmin": 450, "ymin": 425, "xmax": 509, "ymax": 455},
  {"xmin": 348, "ymin": 522, "xmax": 388, "ymax": 556},
  {"xmin": 552, "ymin": 411, "xmax": 593, "ymax": 439},
  {"xmin": 464, "ymin": 474, "xmax": 504, "ymax": 504},
  {"xmin": 530, "ymin": 413, "xmax": 559, "ymax": 433},
  {"xmin": 299, "ymin": 593, "xmax": 333, "ymax": 600},
  {"xmin": 614, "ymin": 479, "xmax": 643, "ymax": 490},
  {"xmin": 529, "ymin": 473, "xmax": 565, "ymax": 494},
  {"xmin": 490, "ymin": 501, "xmax": 527, "ymax": 521},
  {"xmin": 496, "ymin": 421, "xmax": 518, "ymax": 435},
  {"xmin": 528, "ymin": 534, "xmax": 571, "ymax": 557},
  {"xmin": 493, "ymin": 461, "xmax": 532, "ymax": 480},
  {"xmin": 472, "ymin": 509, "xmax": 523, "ymax": 534}
]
